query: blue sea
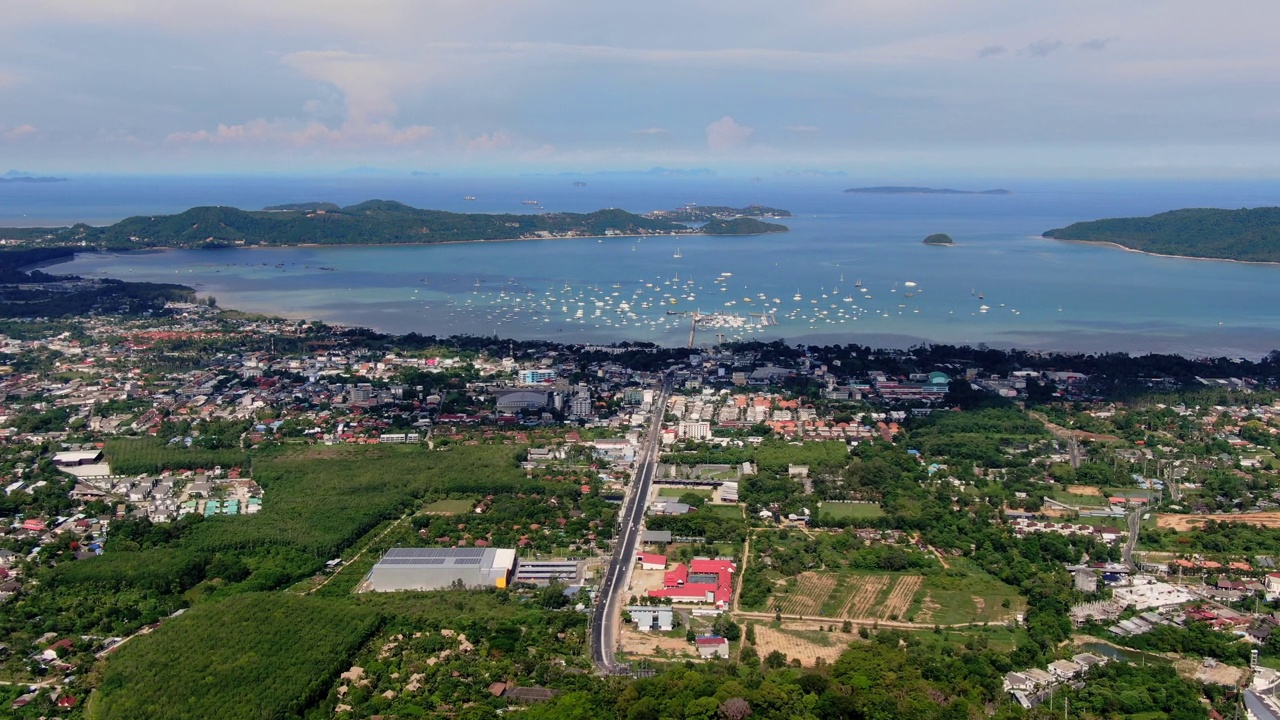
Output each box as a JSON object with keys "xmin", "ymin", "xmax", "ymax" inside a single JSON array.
[{"xmin": 6, "ymin": 174, "xmax": 1280, "ymax": 357}]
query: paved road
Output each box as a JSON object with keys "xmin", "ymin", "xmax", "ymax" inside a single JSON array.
[{"xmin": 590, "ymin": 376, "xmax": 670, "ymax": 674}]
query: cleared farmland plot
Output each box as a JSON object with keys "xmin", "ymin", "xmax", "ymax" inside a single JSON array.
[{"xmin": 778, "ymin": 572, "xmax": 837, "ymax": 616}]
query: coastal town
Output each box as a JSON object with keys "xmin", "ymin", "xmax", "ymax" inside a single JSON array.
[{"xmin": 0, "ymin": 294, "xmax": 1278, "ymax": 717}]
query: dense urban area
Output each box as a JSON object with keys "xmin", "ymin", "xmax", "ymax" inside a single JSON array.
[{"xmin": 3, "ymin": 266, "xmax": 1280, "ymax": 719}]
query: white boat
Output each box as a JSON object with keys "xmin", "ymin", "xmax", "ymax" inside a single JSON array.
[{"xmin": 673, "ymin": 248, "xmax": 683, "ymax": 258}]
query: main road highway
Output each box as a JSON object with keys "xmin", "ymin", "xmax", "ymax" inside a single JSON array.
[{"xmin": 590, "ymin": 375, "xmax": 671, "ymax": 673}]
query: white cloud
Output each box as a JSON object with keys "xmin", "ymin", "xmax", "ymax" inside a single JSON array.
[
  {"xmin": 166, "ymin": 118, "xmax": 432, "ymax": 147},
  {"xmin": 1, "ymin": 125, "xmax": 37, "ymax": 140},
  {"xmin": 463, "ymin": 132, "xmax": 512, "ymax": 153},
  {"xmin": 706, "ymin": 116, "xmax": 753, "ymax": 152},
  {"xmin": 166, "ymin": 51, "xmax": 434, "ymax": 148}
]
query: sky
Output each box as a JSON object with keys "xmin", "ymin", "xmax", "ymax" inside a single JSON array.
[{"xmin": 3, "ymin": 1, "xmax": 1280, "ymax": 176}]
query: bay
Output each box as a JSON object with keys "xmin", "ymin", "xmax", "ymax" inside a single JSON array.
[{"xmin": 12, "ymin": 175, "xmax": 1280, "ymax": 357}]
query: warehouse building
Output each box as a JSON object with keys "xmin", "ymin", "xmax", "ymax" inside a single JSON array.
[
  {"xmin": 512, "ymin": 560, "xmax": 582, "ymax": 586},
  {"xmin": 364, "ymin": 547, "xmax": 517, "ymax": 592}
]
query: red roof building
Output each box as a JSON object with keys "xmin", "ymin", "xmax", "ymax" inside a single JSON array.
[
  {"xmin": 638, "ymin": 553, "xmax": 668, "ymax": 570},
  {"xmin": 648, "ymin": 558, "xmax": 736, "ymax": 606}
]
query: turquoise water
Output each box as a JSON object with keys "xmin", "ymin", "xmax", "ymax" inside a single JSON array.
[{"xmin": 16, "ymin": 176, "xmax": 1280, "ymax": 356}]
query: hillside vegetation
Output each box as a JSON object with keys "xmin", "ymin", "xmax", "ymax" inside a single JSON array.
[
  {"xmin": 0, "ymin": 200, "xmax": 789, "ymax": 250},
  {"xmin": 700, "ymin": 217, "xmax": 789, "ymax": 235},
  {"xmin": 93, "ymin": 594, "xmax": 382, "ymax": 720},
  {"xmin": 1044, "ymin": 206, "xmax": 1280, "ymax": 262}
]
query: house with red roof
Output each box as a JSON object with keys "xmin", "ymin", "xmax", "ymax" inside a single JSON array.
[
  {"xmin": 638, "ymin": 553, "xmax": 668, "ymax": 570},
  {"xmin": 695, "ymin": 636, "xmax": 730, "ymax": 658}
]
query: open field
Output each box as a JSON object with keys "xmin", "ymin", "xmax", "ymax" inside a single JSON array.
[
  {"xmin": 1048, "ymin": 489, "xmax": 1110, "ymax": 507},
  {"xmin": 818, "ymin": 502, "xmax": 885, "ymax": 520},
  {"xmin": 629, "ymin": 567, "xmax": 668, "ymax": 597},
  {"xmin": 658, "ymin": 487, "xmax": 714, "ymax": 498},
  {"xmin": 619, "ymin": 625, "xmax": 695, "ymax": 659},
  {"xmin": 778, "ymin": 572, "xmax": 837, "ymax": 616},
  {"xmin": 1157, "ymin": 512, "xmax": 1280, "ymax": 531},
  {"xmin": 882, "ymin": 575, "xmax": 922, "ymax": 619},
  {"xmin": 774, "ymin": 573, "xmax": 929, "ymax": 621},
  {"xmin": 833, "ymin": 574, "xmax": 890, "ymax": 619},
  {"xmin": 420, "ymin": 498, "xmax": 474, "ymax": 514},
  {"xmin": 705, "ymin": 504, "xmax": 744, "ymax": 519},
  {"xmin": 910, "ymin": 560, "xmax": 1024, "ymax": 625},
  {"xmin": 1066, "ymin": 485, "xmax": 1103, "ymax": 496},
  {"xmin": 752, "ymin": 624, "xmax": 853, "ymax": 667}
]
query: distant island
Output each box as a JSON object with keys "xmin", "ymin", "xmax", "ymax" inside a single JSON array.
[
  {"xmin": 0, "ymin": 200, "xmax": 789, "ymax": 250},
  {"xmin": 262, "ymin": 202, "xmax": 342, "ymax": 212},
  {"xmin": 1043, "ymin": 206, "xmax": 1280, "ymax": 263},
  {"xmin": 845, "ymin": 186, "xmax": 1011, "ymax": 195},
  {"xmin": 0, "ymin": 170, "xmax": 67, "ymax": 184},
  {"xmin": 922, "ymin": 233, "xmax": 954, "ymax": 245}
]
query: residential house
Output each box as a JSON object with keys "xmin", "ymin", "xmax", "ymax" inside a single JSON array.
[{"xmin": 695, "ymin": 636, "xmax": 730, "ymax": 659}]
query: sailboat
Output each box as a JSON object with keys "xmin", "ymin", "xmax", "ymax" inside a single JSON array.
[
  {"xmin": 673, "ymin": 247, "xmax": 683, "ymax": 258},
  {"xmin": 854, "ymin": 278, "xmax": 863, "ymax": 288}
]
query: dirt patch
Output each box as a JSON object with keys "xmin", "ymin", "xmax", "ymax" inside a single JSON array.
[
  {"xmin": 1067, "ymin": 485, "xmax": 1104, "ymax": 496},
  {"xmin": 628, "ymin": 567, "xmax": 668, "ymax": 597},
  {"xmin": 752, "ymin": 624, "xmax": 852, "ymax": 667},
  {"xmin": 618, "ymin": 626, "xmax": 695, "ymax": 660},
  {"xmin": 1158, "ymin": 512, "xmax": 1280, "ymax": 531},
  {"xmin": 915, "ymin": 593, "xmax": 941, "ymax": 624},
  {"xmin": 1174, "ymin": 657, "xmax": 1247, "ymax": 687}
]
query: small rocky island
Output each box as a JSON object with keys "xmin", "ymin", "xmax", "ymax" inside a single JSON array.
[{"xmin": 923, "ymin": 233, "xmax": 954, "ymax": 245}]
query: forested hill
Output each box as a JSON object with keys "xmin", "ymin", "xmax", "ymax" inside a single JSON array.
[
  {"xmin": 699, "ymin": 217, "xmax": 789, "ymax": 235},
  {"xmin": 0, "ymin": 200, "xmax": 785, "ymax": 250},
  {"xmin": 1043, "ymin": 206, "xmax": 1280, "ymax": 262}
]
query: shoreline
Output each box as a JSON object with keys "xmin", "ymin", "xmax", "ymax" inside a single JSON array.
[
  {"xmin": 27, "ymin": 226, "xmax": 788, "ymax": 266},
  {"xmin": 1043, "ymin": 236, "xmax": 1280, "ymax": 267}
]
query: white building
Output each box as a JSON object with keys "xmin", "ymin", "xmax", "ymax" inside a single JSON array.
[
  {"xmin": 679, "ymin": 421, "xmax": 712, "ymax": 441},
  {"xmin": 628, "ymin": 606, "xmax": 674, "ymax": 632}
]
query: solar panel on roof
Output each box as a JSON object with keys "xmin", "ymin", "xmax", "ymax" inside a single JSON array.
[{"xmin": 454, "ymin": 558, "xmax": 482, "ymax": 565}]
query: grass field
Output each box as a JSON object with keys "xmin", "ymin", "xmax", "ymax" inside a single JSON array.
[
  {"xmin": 909, "ymin": 559, "xmax": 1024, "ymax": 625},
  {"xmin": 658, "ymin": 487, "xmax": 714, "ymax": 498},
  {"xmin": 705, "ymin": 504, "xmax": 744, "ymax": 519},
  {"xmin": 420, "ymin": 498, "xmax": 475, "ymax": 514},
  {"xmin": 818, "ymin": 503, "xmax": 885, "ymax": 520}
]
